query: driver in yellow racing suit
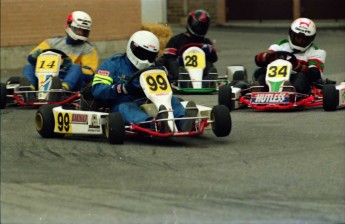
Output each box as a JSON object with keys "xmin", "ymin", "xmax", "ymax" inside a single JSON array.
[{"xmin": 23, "ymin": 11, "xmax": 99, "ymax": 91}]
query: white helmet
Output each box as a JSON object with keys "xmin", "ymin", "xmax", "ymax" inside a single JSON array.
[
  {"xmin": 126, "ymin": 30, "xmax": 159, "ymax": 70},
  {"xmin": 288, "ymin": 18, "xmax": 316, "ymax": 52},
  {"xmin": 65, "ymin": 11, "xmax": 92, "ymax": 41}
]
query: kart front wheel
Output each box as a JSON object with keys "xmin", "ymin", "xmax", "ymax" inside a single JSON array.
[
  {"xmin": 35, "ymin": 104, "xmax": 65, "ymax": 138},
  {"xmin": 218, "ymin": 85, "xmax": 232, "ymax": 111},
  {"xmin": 0, "ymin": 83, "xmax": 7, "ymax": 109},
  {"xmin": 211, "ymin": 105, "xmax": 232, "ymax": 137},
  {"xmin": 323, "ymin": 84, "xmax": 339, "ymax": 111},
  {"xmin": 105, "ymin": 112, "xmax": 125, "ymax": 144}
]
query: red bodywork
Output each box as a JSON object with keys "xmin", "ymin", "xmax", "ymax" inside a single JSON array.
[
  {"xmin": 125, "ymin": 118, "xmax": 210, "ymax": 138},
  {"xmin": 11, "ymin": 92, "xmax": 80, "ymax": 108},
  {"xmin": 239, "ymin": 85, "xmax": 323, "ymax": 110}
]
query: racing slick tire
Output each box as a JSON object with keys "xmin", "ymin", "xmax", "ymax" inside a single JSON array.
[
  {"xmin": 35, "ymin": 104, "xmax": 65, "ymax": 138},
  {"xmin": 323, "ymin": 84, "xmax": 339, "ymax": 111},
  {"xmin": 0, "ymin": 83, "xmax": 6, "ymax": 109},
  {"xmin": 211, "ymin": 105, "xmax": 232, "ymax": 137},
  {"xmin": 105, "ymin": 112, "xmax": 125, "ymax": 144},
  {"xmin": 218, "ymin": 85, "xmax": 232, "ymax": 111},
  {"xmin": 6, "ymin": 76, "xmax": 21, "ymax": 84},
  {"xmin": 232, "ymin": 70, "xmax": 247, "ymax": 82},
  {"xmin": 49, "ymin": 76, "xmax": 63, "ymax": 102}
]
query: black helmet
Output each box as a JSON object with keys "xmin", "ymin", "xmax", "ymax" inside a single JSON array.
[{"xmin": 187, "ymin": 9, "xmax": 210, "ymax": 37}]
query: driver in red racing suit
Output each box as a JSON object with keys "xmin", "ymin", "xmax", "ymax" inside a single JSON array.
[
  {"xmin": 91, "ymin": 31, "xmax": 197, "ymax": 133},
  {"xmin": 253, "ymin": 18, "xmax": 326, "ymax": 94},
  {"xmin": 161, "ymin": 9, "xmax": 218, "ymax": 86},
  {"xmin": 23, "ymin": 11, "xmax": 99, "ymax": 91}
]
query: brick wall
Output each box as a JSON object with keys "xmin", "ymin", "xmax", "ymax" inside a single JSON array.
[
  {"xmin": 0, "ymin": 0, "xmax": 142, "ymax": 47},
  {"xmin": 167, "ymin": 0, "xmax": 222, "ymax": 25}
]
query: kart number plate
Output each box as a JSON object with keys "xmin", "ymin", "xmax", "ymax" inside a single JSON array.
[
  {"xmin": 36, "ymin": 54, "xmax": 61, "ymax": 73},
  {"xmin": 142, "ymin": 71, "xmax": 172, "ymax": 94},
  {"xmin": 267, "ymin": 65, "xmax": 291, "ymax": 79},
  {"xmin": 54, "ymin": 112, "xmax": 72, "ymax": 133},
  {"xmin": 183, "ymin": 52, "xmax": 205, "ymax": 69}
]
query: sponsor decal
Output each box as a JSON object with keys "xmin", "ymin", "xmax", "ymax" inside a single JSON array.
[
  {"xmin": 71, "ymin": 114, "xmax": 88, "ymax": 124},
  {"xmin": 88, "ymin": 114, "xmax": 100, "ymax": 129},
  {"xmin": 295, "ymin": 27, "xmax": 311, "ymax": 34},
  {"xmin": 251, "ymin": 93, "xmax": 290, "ymax": 104},
  {"xmin": 97, "ymin": 70, "xmax": 110, "ymax": 76},
  {"xmin": 299, "ymin": 20, "xmax": 311, "ymax": 27},
  {"xmin": 87, "ymin": 128, "xmax": 102, "ymax": 133}
]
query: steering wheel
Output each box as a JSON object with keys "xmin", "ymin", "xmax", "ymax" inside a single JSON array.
[
  {"xmin": 177, "ymin": 43, "xmax": 204, "ymax": 56},
  {"xmin": 42, "ymin": 49, "xmax": 69, "ymax": 59},
  {"xmin": 269, "ymin": 51, "xmax": 297, "ymax": 64}
]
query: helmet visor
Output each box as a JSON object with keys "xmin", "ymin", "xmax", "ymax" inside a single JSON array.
[
  {"xmin": 290, "ymin": 32, "xmax": 314, "ymax": 48},
  {"xmin": 130, "ymin": 41, "xmax": 158, "ymax": 63},
  {"xmin": 71, "ymin": 26, "xmax": 90, "ymax": 38}
]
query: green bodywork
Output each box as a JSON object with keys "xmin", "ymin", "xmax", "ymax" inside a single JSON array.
[{"xmin": 268, "ymin": 81, "xmax": 284, "ymax": 92}]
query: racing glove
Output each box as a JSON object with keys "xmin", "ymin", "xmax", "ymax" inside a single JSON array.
[
  {"xmin": 32, "ymin": 49, "xmax": 43, "ymax": 59},
  {"xmin": 202, "ymin": 44, "xmax": 213, "ymax": 54},
  {"xmin": 288, "ymin": 56, "xmax": 308, "ymax": 72},
  {"xmin": 255, "ymin": 52, "xmax": 271, "ymax": 67},
  {"xmin": 113, "ymin": 82, "xmax": 143, "ymax": 96},
  {"xmin": 28, "ymin": 49, "xmax": 43, "ymax": 65},
  {"xmin": 62, "ymin": 57, "xmax": 73, "ymax": 68}
]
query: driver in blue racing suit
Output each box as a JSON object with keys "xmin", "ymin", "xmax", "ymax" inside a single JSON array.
[
  {"xmin": 91, "ymin": 30, "xmax": 197, "ymax": 132},
  {"xmin": 23, "ymin": 11, "xmax": 99, "ymax": 91},
  {"xmin": 253, "ymin": 18, "xmax": 326, "ymax": 93}
]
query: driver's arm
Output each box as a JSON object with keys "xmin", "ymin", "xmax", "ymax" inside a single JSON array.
[
  {"xmin": 305, "ymin": 49, "xmax": 326, "ymax": 82},
  {"xmin": 203, "ymin": 38, "xmax": 218, "ymax": 63},
  {"xmin": 27, "ymin": 39, "xmax": 51, "ymax": 65},
  {"xmin": 80, "ymin": 47, "xmax": 99, "ymax": 84},
  {"xmin": 254, "ymin": 50, "xmax": 273, "ymax": 67},
  {"xmin": 92, "ymin": 59, "xmax": 120, "ymax": 100}
]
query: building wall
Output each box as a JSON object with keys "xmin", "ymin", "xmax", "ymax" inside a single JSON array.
[
  {"xmin": 225, "ymin": 0, "xmax": 345, "ymax": 21},
  {"xmin": 0, "ymin": 0, "xmax": 142, "ymax": 47},
  {"xmin": 167, "ymin": 0, "xmax": 225, "ymax": 25}
]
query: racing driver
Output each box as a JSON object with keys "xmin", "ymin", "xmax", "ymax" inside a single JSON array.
[
  {"xmin": 22, "ymin": 11, "xmax": 99, "ymax": 92},
  {"xmin": 91, "ymin": 30, "xmax": 198, "ymax": 133},
  {"xmin": 252, "ymin": 17, "xmax": 326, "ymax": 94}
]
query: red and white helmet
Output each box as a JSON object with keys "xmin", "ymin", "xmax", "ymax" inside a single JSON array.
[
  {"xmin": 65, "ymin": 11, "xmax": 92, "ymax": 41},
  {"xmin": 289, "ymin": 18, "xmax": 316, "ymax": 52},
  {"xmin": 126, "ymin": 31, "xmax": 159, "ymax": 70}
]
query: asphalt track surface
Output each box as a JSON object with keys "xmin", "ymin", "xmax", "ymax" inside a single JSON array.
[{"xmin": 1, "ymin": 26, "xmax": 345, "ymax": 224}]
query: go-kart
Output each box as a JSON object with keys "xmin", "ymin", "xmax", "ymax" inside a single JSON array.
[
  {"xmin": 170, "ymin": 43, "xmax": 229, "ymax": 94},
  {"xmin": 218, "ymin": 51, "xmax": 342, "ymax": 111},
  {"xmin": 0, "ymin": 49, "xmax": 80, "ymax": 109},
  {"xmin": 35, "ymin": 67, "xmax": 232, "ymax": 144}
]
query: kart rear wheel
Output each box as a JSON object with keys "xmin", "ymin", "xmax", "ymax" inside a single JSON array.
[
  {"xmin": 211, "ymin": 105, "xmax": 231, "ymax": 137},
  {"xmin": 35, "ymin": 104, "xmax": 65, "ymax": 138},
  {"xmin": 6, "ymin": 76, "xmax": 21, "ymax": 84},
  {"xmin": 218, "ymin": 85, "xmax": 232, "ymax": 111},
  {"xmin": 49, "ymin": 76, "xmax": 63, "ymax": 102},
  {"xmin": 323, "ymin": 84, "xmax": 339, "ymax": 111},
  {"xmin": 233, "ymin": 70, "xmax": 247, "ymax": 82},
  {"xmin": 0, "ymin": 83, "xmax": 7, "ymax": 109},
  {"xmin": 105, "ymin": 112, "xmax": 125, "ymax": 144}
]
